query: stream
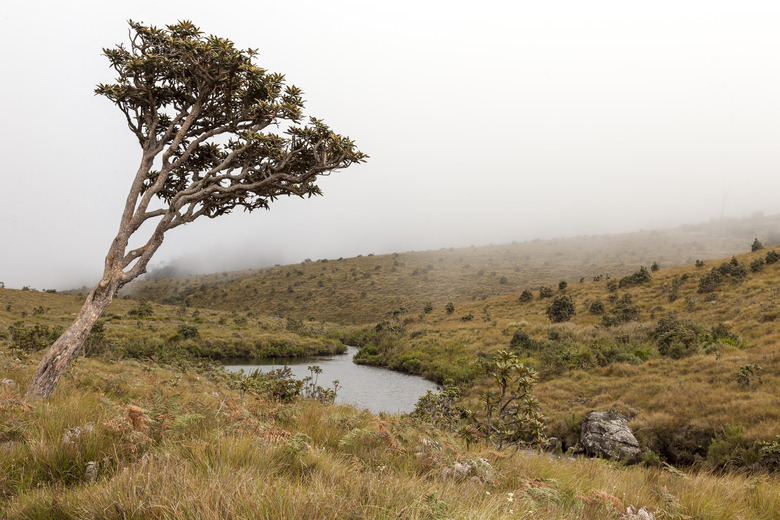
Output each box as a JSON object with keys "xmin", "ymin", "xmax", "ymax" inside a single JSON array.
[{"xmin": 224, "ymin": 346, "xmax": 439, "ymax": 414}]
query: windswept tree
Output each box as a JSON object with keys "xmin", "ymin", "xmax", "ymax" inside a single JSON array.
[{"xmin": 26, "ymin": 21, "xmax": 366, "ymax": 399}]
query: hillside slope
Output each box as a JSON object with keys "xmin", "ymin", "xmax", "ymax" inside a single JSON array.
[
  {"xmin": 125, "ymin": 214, "xmax": 780, "ymax": 324},
  {"xmin": 343, "ymin": 245, "xmax": 780, "ymax": 469}
]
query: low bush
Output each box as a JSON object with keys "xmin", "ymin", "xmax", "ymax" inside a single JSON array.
[
  {"xmin": 655, "ymin": 313, "xmax": 702, "ymax": 359},
  {"xmin": 538, "ymin": 286, "xmax": 554, "ymax": 299},
  {"xmin": 588, "ymin": 299, "xmax": 605, "ymax": 315},
  {"xmin": 8, "ymin": 321, "xmax": 63, "ymax": 352},
  {"xmin": 518, "ymin": 290, "xmax": 533, "ymax": 303},
  {"xmin": 546, "ymin": 295, "xmax": 576, "ymax": 323},
  {"xmin": 618, "ymin": 266, "xmax": 652, "ymax": 288}
]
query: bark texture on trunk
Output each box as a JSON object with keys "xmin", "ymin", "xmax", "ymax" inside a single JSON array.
[{"xmin": 25, "ymin": 281, "xmax": 117, "ymax": 400}]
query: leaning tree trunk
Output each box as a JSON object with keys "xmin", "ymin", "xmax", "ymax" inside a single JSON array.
[{"xmin": 25, "ymin": 277, "xmax": 119, "ymax": 400}]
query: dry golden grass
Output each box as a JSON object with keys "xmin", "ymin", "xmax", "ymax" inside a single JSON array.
[
  {"xmin": 124, "ymin": 213, "xmax": 780, "ymax": 324},
  {"xmin": 2, "ymin": 347, "xmax": 779, "ymax": 519}
]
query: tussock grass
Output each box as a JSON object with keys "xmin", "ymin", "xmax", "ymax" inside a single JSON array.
[{"xmin": 2, "ymin": 348, "xmax": 779, "ymax": 519}]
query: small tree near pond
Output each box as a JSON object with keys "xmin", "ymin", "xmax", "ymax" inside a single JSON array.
[{"xmin": 25, "ymin": 21, "xmax": 365, "ymax": 399}]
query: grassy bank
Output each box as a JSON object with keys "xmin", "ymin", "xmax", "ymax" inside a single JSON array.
[
  {"xmin": 0, "ymin": 289, "xmax": 344, "ymax": 364},
  {"xmin": 2, "ymin": 349, "xmax": 779, "ymax": 519}
]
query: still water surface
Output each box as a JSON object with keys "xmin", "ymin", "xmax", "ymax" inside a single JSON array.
[{"xmin": 224, "ymin": 346, "xmax": 439, "ymax": 414}]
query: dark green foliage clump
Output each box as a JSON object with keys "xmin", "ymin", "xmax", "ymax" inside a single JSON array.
[
  {"xmin": 717, "ymin": 256, "xmax": 748, "ymax": 281},
  {"xmin": 651, "ymin": 261, "xmax": 660, "ymax": 272},
  {"xmin": 445, "ymin": 302, "xmax": 455, "ymax": 315},
  {"xmin": 237, "ymin": 366, "xmax": 303, "ymax": 403},
  {"xmin": 588, "ymin": 300, "xmax": 605, "ymax": 315},
  {"xmin": 510, "ymin": 329, "xmax": 539, "ymax": 353},
  {"xmin": 736, "ymin": 364, "xmax": 762, "ymax": 388},
  {"xmin": 601, "ymin": 294, "xmax": 640, "ymax": 327},
  {"xmin": 8, "ymin": 321, "xmax": 64, "ymax": 352},
  {"xmin": 750, "ymin": 258, "xmax": 765, "ymax": 273},
  {"xmin": 752, "ymin": 238, "xmax": 764, "ymax": 252},
  {"xmin": 411, "ymin": 380, "xmax": 469, "ymax": 431},
  {"xmin": 618, "ymin": 266, "xmax": 652, "ymax": 288},
  {"xmin": 699, "ymin": 257, "xmax": 748, "ymax": 293},
  {"xmin": 546, "ymin": 295, "xmax": 576, "ymax": 323},
  {"xmin": 759, "ymin": 436, "xmax": 780, "ymax": 472},
  {"xmin": 655, "ymin": 313, "xmax": 701, "ymax": 359},
  {"xmin": 129, "ymin": 299, "xmax": 154, "ymax": 317},
  {"xmin": 538, "ymin": 286, "xmax": 554, "ymax": 299},
  {"xmin": 177, "ymin": 324, "xmax": 200, "ymax": 339},
  {"xmin": 766, "ymin": 250, "xmax": 780, "ymax": 265},
  {"xmin": 707, "ymin": 425, "xmax": 760, "ymax": 470},
  {"xmin": 558, "ymin": 280, "xmax": 567, "ymax": 291},
  {"xmin": 697, "ymin": 270, "xmax": 724, "ymax": 294},
  {"xmin": 518, "ymin": 290, "xmax": 533, "ymax": 303}
]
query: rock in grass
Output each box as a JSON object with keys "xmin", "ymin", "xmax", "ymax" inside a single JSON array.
[{"xmin": 580, "ymin": 411, "xmax": 641, "ymax": 463}]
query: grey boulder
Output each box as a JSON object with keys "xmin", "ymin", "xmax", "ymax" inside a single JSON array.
[{"xmin": 580, "ymin": 411, "xmax": 641, "ymax": 463}]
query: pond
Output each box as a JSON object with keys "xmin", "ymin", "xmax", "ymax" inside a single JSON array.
[{"xmin": 224, "ymin": 346, "xmax": 439, "ymax": 414}]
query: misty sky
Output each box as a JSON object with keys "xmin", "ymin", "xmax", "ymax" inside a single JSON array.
[{"xmin": 1, "ymin": 1, "xmax": 779, "ymax": 290}]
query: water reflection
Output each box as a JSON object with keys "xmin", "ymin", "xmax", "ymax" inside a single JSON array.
[{"xmin": 224, "ymin": 346, "xmax": 439, "ymax": 414}]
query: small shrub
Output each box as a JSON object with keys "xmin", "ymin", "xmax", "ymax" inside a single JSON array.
[
  {"xmin": 474, "ymin": 350, "xmax": 545, "ymax": 450},
  {"xmin": 752, "ymin": 238, "xmax": 764, "ymax": 252},
  {"xmin": 499, "ymin": 276, "xmax": 508, "ymax": 285},
  {"xmin": 651, "ymin": 261, "xmax": 660, "ymax": 272},
  {"xmin": 546, "ymin": 295, "xmax": 576, "ymax": 323},
  {"xmin": 618, "ymin": 266, "xmax": 652, "ymax": 288},
  {"xmin": 606, "ymin": 279, "xmax": 618, "ymax": 293},
  {"xmin": 602, "ymin": 294, "xmax": 640, "ymax": 327},
  {"xmin": 707, "ymin": 425, "xmax": 759, "ymax": 470},
  {"xmin": 695, "ymin": 259, "xmax": 705, "ymax": 268},
  {"xmin": 716, "ymin": 257, "xmax": 748, "ymax": 283},
  {"xmin": 423, "ymin": 301, "xmax": 433, "ymax": 314},
  {"xmin": 736, "ymin": 363, "xmax": 762, "ymax": 388},
  {"xmin": 759, "ymin": 436, "xmax": 780, "ymax": 472},
  {"xmin": 538, "ymin": 286, "xmax": 554, "ymax": 299},
  {"xmin": 518, "ymin": 290, "xmax": 533, "ymax": 303},
  {"xmin": 655, "ymin": 313, "xmax": 700, "ymax": 359},
  {"xmin": 8, "ymin": 321, "xmax": 63, "ymax": 352},
  {"xmin": 445, "ymin": 302, "xmax": 455, "ymax": 315},
  {"xmin": 411, "ymin": 380, "xmax": 468, "ymax": 431},
  {"xmin": 510, "ymin": 329, "xmax": 538, "ymax": 352},
  {"xmin": 588, "ymin": 300, "xmax": 605, "ymax": 315},
  {"xmin": 558, "ymin": 280, "xmax": 567, "ymax": 291},
  {"xmin": 750, "ymin": 258, "xmax": 765, "ymax": 273},
  {"xmin": 766, "ymin": 250, "xmax": 780, "ymax": 265},
  {"xmin": 128, "ymin": 299, "xmax": 154, "ymax": 317},
  {"xmin": 177, "ymin": 324, "xmax": 200, "ymax": 339},
  {"xmin": 698, "ymin": 270, "xmax": 723, "ymax": 293}
]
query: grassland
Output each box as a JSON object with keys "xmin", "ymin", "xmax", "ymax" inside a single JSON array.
[
  {"xmin": 335, "ymin": 245, "xmax": 780, "ymax": 472},
  {"xmin": 0, "ymin": 289, "xmax": 344, "ymax": 365},
  {"xmin": 3, "ymin": 215, "xmax": 780, "ymax": 518},
  {"xmin": 124, "ymin": 213, "xmax": 780, "ymax": 324},
  {"xmin": 2, "ymin": 338, "xmax": 779, "ymax": 519}
]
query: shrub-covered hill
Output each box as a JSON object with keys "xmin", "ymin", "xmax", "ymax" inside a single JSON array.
[
  {"xmin": 341, "ymin": 246, "xmax": 780, "ymax": 471},
  {"xmin": 123, "ymin": 214, "xmax": 780, "ymax": 324},
  {"xmin": 0, "ymin": 288, "xmax": 344, "ymax": 364}
]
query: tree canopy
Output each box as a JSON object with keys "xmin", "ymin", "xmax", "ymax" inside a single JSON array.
[
  {"xmin": 94, "ymin": 20, "xmax": 366, "ymax": 283},
  {"xmin": 26, "ymin": 20, "xmax": 365, "ymax": 399}
]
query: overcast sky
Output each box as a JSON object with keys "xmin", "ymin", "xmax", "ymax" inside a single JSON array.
[{"xmin": 1, "ymin": 1, "xmax": 779, "ymax": 290}]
